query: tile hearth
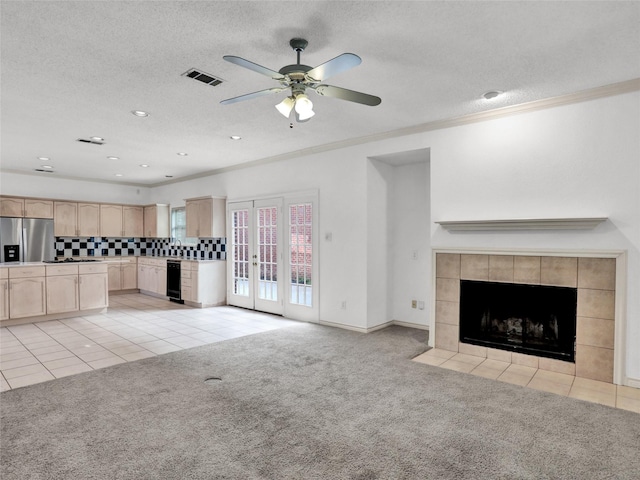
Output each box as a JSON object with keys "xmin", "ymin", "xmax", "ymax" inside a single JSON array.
[{"xmin": 414, "ymin": 348, "xmax": 640, "ymax": 413}]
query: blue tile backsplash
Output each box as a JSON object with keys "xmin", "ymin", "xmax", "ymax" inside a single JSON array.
[{"xmin": 55, "ymin": 237, "xmax": 226, "ymax": 260}]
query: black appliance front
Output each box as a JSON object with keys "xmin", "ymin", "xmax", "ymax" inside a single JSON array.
[{"xmin": 166, "ymin": 260, "xmax": 183, "ymax": 303}]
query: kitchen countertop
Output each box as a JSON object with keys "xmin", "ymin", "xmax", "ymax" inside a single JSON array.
[{"xmin": 0, "ymin": 256, "xmax": 226, "ymax": 267}]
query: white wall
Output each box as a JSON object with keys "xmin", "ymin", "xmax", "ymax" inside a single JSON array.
[
  {"xmin": 390, "ymin": 161, "xmax": 430, "ymax": 327},
  {"xmin": 0, "ymin": 172, "xmax": 151, "ymax": 205},
  {"xmin": 428, "ymin": 91, "xmax": 640, "ymax": 382}
]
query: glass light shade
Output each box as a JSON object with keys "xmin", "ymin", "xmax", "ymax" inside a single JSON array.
[
  {"xmin": 297, "ymin": 109, "xmax": 315, "ymax": 121},
  {"xmin": 276, "ymin": 96, "xmax": 295, "ymax": 117},
  {"xmin": 294, "ymin": 94, "xmax": 313, "ymax": 114}
]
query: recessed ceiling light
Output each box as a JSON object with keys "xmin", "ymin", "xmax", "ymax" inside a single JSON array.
[
  {"xmin": 482, "ymin": 90, "xmax": 503, "ymax": 100},
  {"xmin": 131, "ymin": 110, "xmax": 149, "ymax": 117},
  {"xmin": 114, "ymin": 173, "xmax": 123, "ymax": 177},
  {"xmin": 37, "ymin": 157, "xmax": 50, "ymax": 161},
  {"xmin": 90, "ymin": 136, "xmax": 104, "ymax": 142},
  {"xmin": 230, "ymin": 135, "xmax": 241, "ymax": 140},
  {"xmin": 140, "ymin": 164, "xmax": 149, "ymax": 168},
  {"xmin": 41, "ymin": 165, "xmax": 54, "ymax": 169},
  {"xmin": 177, "ymin": 152, "xmax": 188, "ymax": 156},
  {"xmin": 107, "ymin": 156, "xmax": 120, "ymax": 160}
]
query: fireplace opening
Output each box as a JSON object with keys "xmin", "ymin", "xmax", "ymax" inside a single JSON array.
[{"xmin": 459, "ymin": 280, "xmax": 577, "ymax": 362}]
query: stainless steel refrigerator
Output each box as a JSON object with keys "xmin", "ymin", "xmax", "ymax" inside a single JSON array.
[{"xmin": 0, "ymin": 217, "xmax": 55, "ymax": 263}]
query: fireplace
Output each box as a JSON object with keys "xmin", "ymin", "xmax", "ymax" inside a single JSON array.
[{"xmin": 459, "ymin": 280, "xmax": 577, "ymax": 362}]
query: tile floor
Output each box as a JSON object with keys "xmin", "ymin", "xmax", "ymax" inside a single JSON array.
[
  {"xmin": 0, "ymin": 293, "xmax": 300, "ymax": 391},
  {"xmin": 414, "ymin": 348, "xmax": 640, "ymax": 414}
]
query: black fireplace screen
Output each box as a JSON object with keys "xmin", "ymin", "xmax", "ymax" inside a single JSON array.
[{"xmin": 459, "ymin": 280, "xmax": 577, "ymax": 362}]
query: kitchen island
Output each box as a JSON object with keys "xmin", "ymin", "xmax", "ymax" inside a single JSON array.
[{"xmin": 0, "ymin": 260, "xmax": 108, "ymax": 327}]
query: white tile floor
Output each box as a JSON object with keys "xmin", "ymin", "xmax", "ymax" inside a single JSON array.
[{"xmin": 0, "ymin": 293, "xmax": 301, "ymax": 391}]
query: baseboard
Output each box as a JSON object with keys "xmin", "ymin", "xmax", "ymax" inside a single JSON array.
[
  {"xmin": 626, "ymin": 377, "xmax": 640, "ymax": 389},
  {"xmin": 392, "ymin": 320, "xmax": 429, "ymax": 331},
  {"xmin": 109, "ymin": 289, "xmax": 140, "ymax": 296}
]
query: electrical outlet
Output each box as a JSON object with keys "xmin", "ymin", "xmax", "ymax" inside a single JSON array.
[
  {"xmin": 341, "ymin": 301, "xmax": 347, "ymax": 310},
  {"xmin": 411, "ymin": 300, "xmax": 417, "ymax": 309},
  {"xmin": 418, "ymin": 301, "xmax": 425, "ymax": 310}
]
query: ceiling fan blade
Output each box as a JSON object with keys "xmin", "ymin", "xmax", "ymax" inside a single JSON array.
[
  {"xmin": 220, "ymin": 87, "xmax": 285, "ymax": 105},
  {"xmin": 306, "ymin": 53, "xmax": 361, "ymax": 82},
  {"xmin": 223, "ymin": 55, "xmax": 284, "ymax": 80},
  {"xmin": 312, "ymin": 85, "xmax": 381, "ymax": 106}
]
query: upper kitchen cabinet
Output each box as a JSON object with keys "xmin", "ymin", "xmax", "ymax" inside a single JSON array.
[
  {"xmin": 185, "ymin": 197, "xmax": 226, "ymax": 238},
  {"xmin": 123, "ymin": 206, "xmax": 144, "ymax": 237},
  {"xmin": 143, "ymin": 204, "xmax": 170, "ymax": 238},
  {"xmin": 54, "ymin": 201, "xmax": 78, "ymax": 236},
  {"xmin": 100, "ymin": 204, "xmax": 123, "ymax": 237},
  {"xmin": 78, "ymin": 203, "xmax": 100, "ymax": 237},
  {"xmin": 55, "ymin": 202, "xmax": 99, "ymax": 237},
  {"xmin": 24, "ymin": 199, "xmax": 54, "ymax": 219},
  {"xmin": 0, "ymin": 197, "xmax": 24, "ymax": 217},
  {"xmin": 1, "ymin": 197, "xmax": 54, "ymax": 218}
]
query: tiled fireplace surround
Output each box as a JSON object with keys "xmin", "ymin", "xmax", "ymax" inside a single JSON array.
[{"xmin": 435, "ymin": 252, "xmax": 619, "ymax": 384}]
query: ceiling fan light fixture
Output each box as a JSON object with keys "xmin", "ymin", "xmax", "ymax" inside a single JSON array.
[
  {"xmin": 297, "ymin": 109, "xmax": 315, "ymax": 121},
  {"xmin": 294, "ymin": 94, "xmax": 313, "ymax": 114},
  {"xmin": 276, "ymin": 96, "xmax": 295, "ymax": 117}
]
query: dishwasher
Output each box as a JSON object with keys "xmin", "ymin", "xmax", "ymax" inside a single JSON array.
[{"xmin": 166, "ymin": 260, "xmax": 183, "ymax": 303}]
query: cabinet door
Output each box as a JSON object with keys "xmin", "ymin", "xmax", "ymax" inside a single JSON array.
[
  {"xmin": 123, "ymin": 206, "xmax": 144, "ymax": 237},
  {"xmin": 79, "ymin": 273, "xmax": 108, "ymax": 310},
  {"xmin": 185, "ymin": 200, "xmax": 199, "ymax": 237},
  {"xmin": 143, "ymin": 206, "xmax": 157, "ymax": 237},
  {"xmin": 155, "ymin": 267, "xmax": 167, "ymax": 296},
  {"xmin": 0, "ymin": 197, "xmax": 24, "ymax": 217},
  {"xmin": 0, "ymin": 278, "xmax": 9, "ymax": 321},
  {"xmin": 197, "ymin": 199, "xmax": 213, "ymax": 237},
  {"xmin": 54, "ymin": 202, "xmax": 78, "ymax": 236},
  {"xmin": 9, "ymin": 277, "xmax": 46, "ymax": 318},
  {"xmin": 138, "ymin": 265, "xmax": 149, "ymax": 291},
  {"xmin": 100, "ymin": 205, "xmax": 123, "ymax": 237},
  {"xmin": 121, "ymin": 264, "xmax": 137, "ymax": 289},
  {"xmin": 46, "ymin": 275, "xmax": 79, "ymax": 314},
  {"xmin": 78, "ymin": 203, "xmax": 100, "ymax": 237},
  {"xmin": 107, "ymin": 264, "xmax": 122, "ymax": 291},
  {"xmin": 24, "ymin": 199, "xmax": 54, "ymax": 219}
]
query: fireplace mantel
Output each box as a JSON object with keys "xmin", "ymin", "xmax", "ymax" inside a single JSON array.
[{"xmin": 435, "ymin": 217, "xmax": 608, "ymax": 231}]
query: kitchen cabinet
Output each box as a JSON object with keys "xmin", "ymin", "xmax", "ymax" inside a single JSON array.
[
  {"xmin": 107, "ymin": 257, "xmax": 137, "ymax": 292},
  {"xmin": 1, "ymin": 197, "xmax": 24, "ymax": 217},
  {"xmin": 79, "ymin": 263, "xmax": 108, "ymax": 309},
  {"xmin": 25, "ymin": 199, "xmax": 54, "ymax": 219},
  {"xmin": 0, "ymin": 268, "xmax": 8, "ymax": 321},
  {"xmin": 100, "ymin": 204, "xmax": 123, "ymax": 237},
  {"xmin": 46, "ymin": 265, "xmax": 79, "ymax": 314},
  {"xmin": 55, "ymin": 202, "xmax": 100, "ymax": 237},
  {"xmin": 123, "ymin": 206, "xmax": 144, "ymax": 237},
  {"xmin": 1, "ymin": 197, "xmax": 54, "ymax": 218},
  {"xmin": 78, "ymin": 203, "xmax": 100, "ymax": 237},
  {"xmin": 54, "ymin": 201, "xmax": 78, "ymax": 236},
  {"xmin": 137, "ymin": 258, "xmax": 166, "ymax": 296},
  {"xmin": 8, "ymin": 266, "xmax": 46, "ymax": 319},
  {"xmin": 185, "ymin": 197, "xmax": 226, "ymax": 238},
  {"xmin": 143, "ymin": 204, "xmax": 170, "ymax": 238},
  {"xmin": 180, "ymin": 260, "xmax": 226, "ymax": 307}
]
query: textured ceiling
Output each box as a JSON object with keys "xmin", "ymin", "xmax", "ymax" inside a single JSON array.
[{"xmin": 1, "ymin": 1, "xmax": 639, "ymax": 186}]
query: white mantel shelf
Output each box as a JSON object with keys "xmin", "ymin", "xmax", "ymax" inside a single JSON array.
[{"xmin": 436, "ymin": 217, "xmax": 608, "ymax": 231}]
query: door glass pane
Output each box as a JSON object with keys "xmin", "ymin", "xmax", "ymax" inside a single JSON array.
[
  {"xmin": 257, "ymin": 206, "xmax": 278, "ymax": 301},
  {"xmin": 289, "ymin": 203, "xmax": 312, "ymax": 306},
  {"xmin": 232, "ymin": 210, "xmax": 249, "ymax": 296}
]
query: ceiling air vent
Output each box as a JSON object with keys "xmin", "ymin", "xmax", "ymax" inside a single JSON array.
[
  {"xmin": 77, "ymin": 138, "xmax": 105, "ymax": 145},
  {"xmin": 182, "ymin": 68, "xmax": 224, "ymax": 87}
]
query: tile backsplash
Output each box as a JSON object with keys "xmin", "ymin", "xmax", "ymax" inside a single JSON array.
[{"xmin": 55, "ymin": 237, "xmax": 226, "ymax": 260}]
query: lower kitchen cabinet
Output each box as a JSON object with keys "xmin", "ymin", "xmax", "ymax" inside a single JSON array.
[
  {"xmin": 180, "ymin": 260, "xmax": 226, "ymax": 307},
  {"xmin": 0, "ymin": 268, "xmax": 9, "ymax": 321},
  {"xmin": 137, "ymin": 258, "xmax": 167, "ymax": 296},
  {"xmin": 79, "ymin": 264, "xmax": 109, "ymax": 310},
  {"xmin": 7, "ymin": 266, "xmax": 46, "ymax": 319},
  {"xmin": 46, "ymin": 265, "xmax": 79, "ymax": 314}
]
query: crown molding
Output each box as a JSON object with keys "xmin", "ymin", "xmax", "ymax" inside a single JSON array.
[{"xmin": 435, "ymin": 217, "xmax": 609, "ymax": 232}]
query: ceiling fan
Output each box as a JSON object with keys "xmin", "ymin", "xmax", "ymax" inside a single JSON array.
[{"xmin": 220, "ymin": 38, "xmax": 381, "ymax": 122}]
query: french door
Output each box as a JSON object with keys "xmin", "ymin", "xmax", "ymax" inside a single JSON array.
[
  {"xmin": 228, "ymin": 199, "xmax": 284, "ymax": 315},
  {"xmin": 227, "ymin": 194, "xmax": 318, "ymax": 321}
]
